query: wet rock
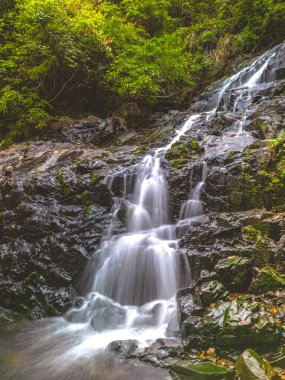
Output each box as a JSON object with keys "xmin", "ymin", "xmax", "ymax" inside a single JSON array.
[
  {"xmin": 166, "ymin": 314, "xmax": 181, "ymax": 337},
  {"xmin": 177, "ymin": 287, "xmax": 203, "ymax": 324},
  {"xmin": 181, "ymin": 295, "xmax": 281, "ymax": 350},
  {"xmin": 265, "ymin": 346, "xmax": 285, "ymax": 369},
  {"xmin": 0, "ymin": 139, "xmax": 138, "ymax": 318},
  {"xmin": 196, "ymin": 270, "xmax": 218, "ymax": 287},
  {"xmin": 107, "ymin": 340, "xmax": 140, "ymax": 355},
  {"xmin": 0, "ymin": 279, "xmax": 73, "ymax": 319},
  {"xmin": 170, "ymin": 359, "xmax": 235, "ymax": 380},
  {"xmin": 89, "ymin": 298, "xmax": 126, "ymax": 332},
  {"xmin": 60, "ymin": 117, "xmax": 115, "ymax": 147},
  {"xmin": 72, "ymin": 297, "xmax": 85, "ymax": 308},
  {"xmin": 250, "ymin": 267, "xmax": 285, "ymax": 294},
  {"xmin": 236, "ymin": 349, "xmax": 279, "ymax": 380},
  {"xmin": 139, "ymin": 338, "xmax": 184, "ymax": 368},
  {"xmin": 214, "ymin": 256, "xmax": 253, "ymax": 292},
  {"xmin": 198, "ymin": 281, "xmax": 229, "ymax": 308}
]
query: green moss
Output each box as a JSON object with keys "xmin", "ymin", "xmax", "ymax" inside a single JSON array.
[
  {"xmin": 227, "ymin": 151, "xmax": 235, "ymax": 159},
  {"xmin": 81, "ymin": 190, "xmax": 92, "ymax": 206},
  {"xmin": 55, "ymin": 170, "xmax": 64, "ymax": 184},
  {"xmin": 188, "ymin": 139, "xmax": 200, "ymax": 152},
  {"xmin": 252, "ymin": 267, "xmax": 285, "ymax": 293},
  {"xmin": 55, "ymin": 170, "xmax": 71, "ymax": 196},
  {"xmin": 90, "ymin": 172, "xmax": 98, "ymax": 184},
  {"xmin": 134, "ymin": 145, "xmax": 147, "ymax": 154},
  {"xmin": 84, "ymin": 205, "xmax": 94, "ymax": 214},
  {"xmin": 62, "ymin": 185, "xmax": 71, "ymax": 197},
  {"xmin": 171, "ymin": 158, "xmax": 187, "ymax": 168},
  {"xmin": 170, "ymin": 360, "xmax": 234, "ymax": 380},
  {"xmin": 243, "ymin": 225, "xmax": 261, "ymax": 243},
  {"xmin": 165, "ymin": 138, "xmax": 202, "ymax": 162},
  {"xmin": 236, "ymin": 349, "xmax": 277, "ymax": 380}
]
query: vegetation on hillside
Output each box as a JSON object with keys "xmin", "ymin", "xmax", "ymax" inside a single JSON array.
[{"xmin": 0, "ymin": 0, "xmax": 285, "ymax": 142}]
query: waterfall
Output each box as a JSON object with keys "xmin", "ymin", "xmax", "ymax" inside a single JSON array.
[
  {"xmin": 64, "ymin": 41, "xmax": 285, "ymax": 352},
  {"xmin": 179, "ymin": 162, "xmax": 207, "ymax": 220}
]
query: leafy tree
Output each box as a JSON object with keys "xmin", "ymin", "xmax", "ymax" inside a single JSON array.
[{"xmin": 0, "ymin": 0, "xmax": 284, "ymax": 143}]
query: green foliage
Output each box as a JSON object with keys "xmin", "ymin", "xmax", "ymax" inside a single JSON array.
[
  {"xmin": 106, "ymin": 29, "xmax": 207, "ymax": 99},
  {"xmin": 0, "ymin": 0, "xmax": 284, "ymax": 142},
  {"xmin": 188, "ymin": 138, "xmax": 200, "ymax": 151}
]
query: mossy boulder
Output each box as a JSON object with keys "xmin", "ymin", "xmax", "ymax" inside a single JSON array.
[
  {"xmin": 182, "ymin": 295, "xmax": 281, "ymax": 350},
  {"xmin": 170, "ymin": 360, "xmax": 234, "ymax": 380},
  {"xmin": 250, "ymin": 267, "xmax": 285, "ymax": 294},
  {"xmin": 236, "ymin": 349, "xmax": 279, "ymax": 380},
  {"xmin": 214, "ymin": 256, "xmax": 253, "ymax": 292},
  {"xmin": 198, "ymin": 281, "xmax": 229, "ymax": 308}
]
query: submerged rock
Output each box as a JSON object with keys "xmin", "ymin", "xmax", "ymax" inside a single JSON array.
[{"xmin": 107, "ymin": 339, "xmax": 140, "ymax": 355}]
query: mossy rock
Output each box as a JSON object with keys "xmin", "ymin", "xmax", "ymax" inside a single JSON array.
[
  {"xmin": 165, "ymin": 139, "xmax": 203, "ymax": 161},
  {"xmin": 214, "ymin": 256, "xmax": 253, "ymax": 292},
  {"xmin": 198, "ymin": 281, "xmax": 229, "ymax": 308},
  {"xmin": 182, "ymin": 295, "xmax": 281, "ymax": 350},
  {"xmin": 216, "ymin": 296, "xmax": 281, "ymax": 347},
  {"xmin": 236, "ymin": 349, "xmax": 279, "ymax": 380},
  {"xmin": 227, "ymin": 174, "xmax": 264, "ymax": 212},
  {"xmin": 170, "ymin": 360, "xmax": 234, "ymax": 380},
  {"xmin": 250, "ymin": 267, "xmax": 285, "ymax": 294}
]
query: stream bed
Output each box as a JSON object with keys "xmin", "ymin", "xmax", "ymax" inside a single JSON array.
[{"xmin": 0, "ymin": 320, "xmax": 171, "ymax": 380}]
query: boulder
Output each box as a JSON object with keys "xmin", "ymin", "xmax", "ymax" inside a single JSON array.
[
  {"xmin": 170, "ymin": 359, "xmax": 235, "ymax": 380},
  {"xmin": 236, "ymin": 349, "xmax": 279, "ymax": 380},
  {"xmin": 250, "ymin": 267, "xmax": 285, "ymax": 294},
  {"xmin": 181, "ymin": 295, "xmax": 282, "ymax": 350},
  {"xmin": 107, "ymin": 339, "xmax": 139, "ymax": 355},
  {"xmin": 198, "ymin": 281, "xmax": 229, "ymax": 308},
  {"xmin": 176, "ymin": 287, "xmax": 203, "ymax": 325},
  {"xmin": 214, "ymin": 256, "xmax": 253, "ymax": 292},
  {"xmin": 139, "ymin": 338, "xmax": 184, "ymax": 368},
  {"xmin": 89, "ymin": 297, "xmax": 126, "ymax": 331}
]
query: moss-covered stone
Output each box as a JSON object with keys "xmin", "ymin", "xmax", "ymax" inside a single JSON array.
[
  {"xmin": 250, "ymin": 267, "xmax": 285, "ymax": 294},
  {"xmin": 242, "ymin": 225, "xmax": 273, "ymax": 266},
  {"xmin": 170, "ymin": 360, "xmax": 234, "ymax": 380},
  {"xmin": 214, "ymin": 256, "xmax": 252, "ymax": 292},
  {"xmin": 81, "ymin": 190, "xmax": 93, "ymax": 206},
  {"xmin": 182, "ymin": 295, "xmax": 281, "ymax": 350},
  {"xmin": 227, "ymin": 173, "xmax": 264, "ymax": 212},
  {"xmin": 236, "ymin": 349, "xmax": 279, "ymax": 380},
  {"xmin": 198, "ymin": 281, "xmax": 229, "ymax": 308},
  {"xmin": 165, "ymin": 138, "xmax": 203, "ymax": 162}
]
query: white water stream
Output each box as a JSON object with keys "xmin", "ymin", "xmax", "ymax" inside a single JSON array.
[
  {"xmin": 0, "ymin": 40, "xmax": 284, "ymax": 380},
  {"xmin": 57, "ymin": 41, "xmax": 285, "ymax": 360}
]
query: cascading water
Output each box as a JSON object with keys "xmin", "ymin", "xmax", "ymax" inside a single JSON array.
[
  {"xmin": 1, "ymin": 42, "xmax": 284, "ymax": 380},
  {"xmin": 179, "ymin": 162, "xmax": 207, "ymax": 220},
  {"xmin": 62, "ymin": 41, "xmax": 285, "ymax": 356},
  {"xmin": 63, "ymin": 40, "xmax": 284, "ymax": 347},
  {"xmin": 66, "ymin": 149, "xmax": 182, "ymax": 349}
]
